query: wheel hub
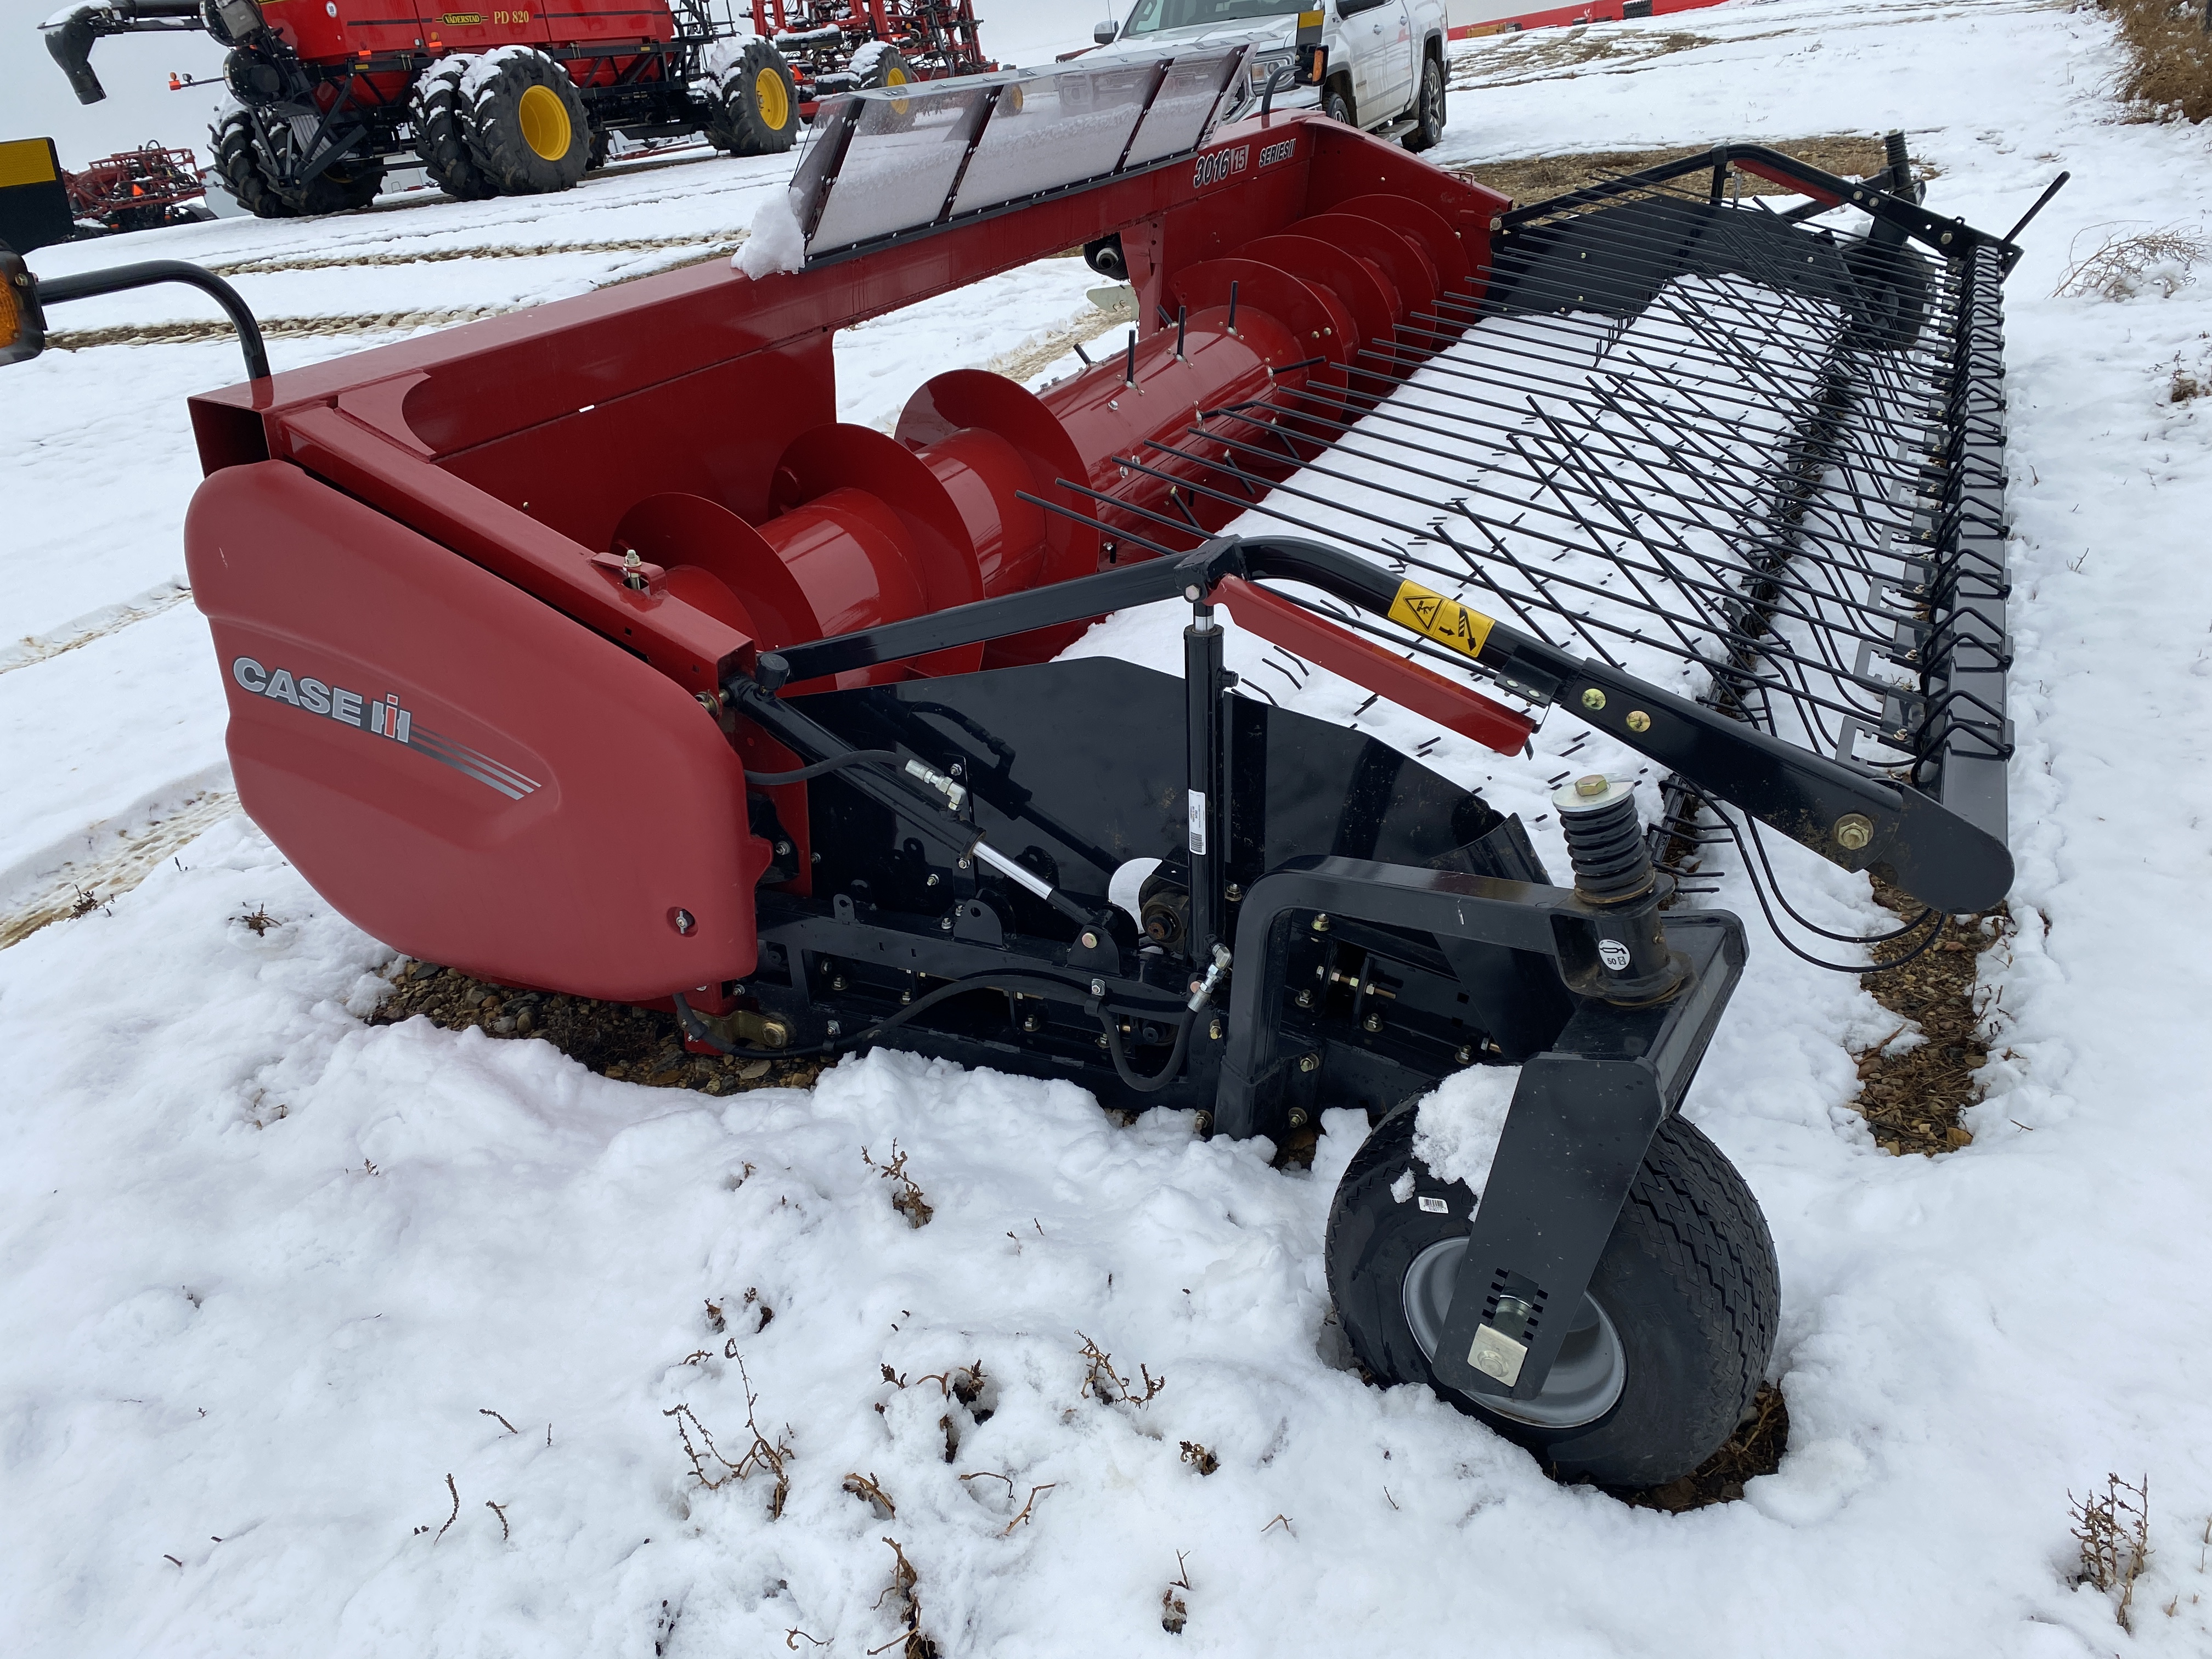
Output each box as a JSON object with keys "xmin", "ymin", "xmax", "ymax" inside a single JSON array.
[
  {"xmin": 755, "ymin": 66, "xmax": 790, "ymax": 132},
  {"xmin": 1402, "ymin": 1237, "xmax": 1626, "ymax": 1429},
  {"xmin": 518, "ymin": 83, "xmax": 572, "ymax": 162}
]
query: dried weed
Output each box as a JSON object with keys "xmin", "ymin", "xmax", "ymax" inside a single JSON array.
[
  {"xmin": 2055, "ymin": 223, "xmax": 2210, "ymax": 300},
  {"xmin": 1161, "ymin": 1552, "xmax": 1194, "ymax": 1635},
  {"xmin": 843, "ymin": 1470, "xmax": 898, "ymax": 1518},
  {"xmin": 2072, "ymin": 1474, "xmax": 2152, "ymax": 1630},
  {"xmin": 869, "ymin": 1536, "xmax": 937, "ymax": 1658},
  {"xmin": 1075, "ymin": 1331, "xmax": 1165, "ymax": 1407},
  {"xmin": 863, "ymin": 1142, "xmax": 934, "ymax": 1228},
  {"xmin": 664, "ymin": 1353, "xmax": 792, "ymax": 1517},
  {"xmin": 1178, "ymin": 1441, "xmax": 1220, "ymax": 1476}
]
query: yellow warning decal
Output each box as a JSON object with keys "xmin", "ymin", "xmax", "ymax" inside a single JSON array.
[
  {"xmin": 0, "ymin": 138, "xmax": 59, "ymax": 190},
  {"xmin": 1387, "ymin": 579, "xmax": 1494, "ymax": 659}
]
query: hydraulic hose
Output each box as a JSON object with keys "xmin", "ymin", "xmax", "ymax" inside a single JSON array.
[
  {"xmin": 1098, "ymin": 1005, "xmax": 1195, "ymax": 1093},
  {"xmin": 742, "ymin": 748, "xmax": 901, "ymax": 786}
]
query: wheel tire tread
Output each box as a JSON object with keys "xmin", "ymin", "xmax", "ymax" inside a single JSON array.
[
  {"xmin": 466, "ymin": 52, "xmax": 589, "ymax": 195},
  {"xmin": 211, "ymin": 108, "xmax": 294, "ymax": 219},
  {"xmin": 1327, "ymin": 1101, "xmax": 1778, "ymax": 1488},
  {"xmin": 414, "ymin": 59, "xmax": 498, "ymax": 200}
]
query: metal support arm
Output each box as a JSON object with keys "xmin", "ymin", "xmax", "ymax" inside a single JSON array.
[{"xmin": 36, "ymin": 261, "xmax": 270, "ymax": 381}]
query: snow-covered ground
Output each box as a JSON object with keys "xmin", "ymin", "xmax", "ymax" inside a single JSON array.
[{"xmin": 7, "ymin": 1, "xmax": 2212, "ymax": 1654}]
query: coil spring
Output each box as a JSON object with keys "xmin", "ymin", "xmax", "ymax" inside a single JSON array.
[{"xmin": 1559, "ymin": 794, "xmax": 1655, "ymax": 904}]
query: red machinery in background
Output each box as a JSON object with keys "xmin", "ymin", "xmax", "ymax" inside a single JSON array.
[
  {"xmin": 64, "ymin": 143, "xmax": 212, "ymax": 234},
  {"xmin": 752, "ymin": 0, "xmax": 993, "ymax": 116},
  {"xmin": 42, "ymin": 0, "xmax": 817, "ymax": 217}
]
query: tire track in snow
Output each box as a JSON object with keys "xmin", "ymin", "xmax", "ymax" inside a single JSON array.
[
  {"xmin": 46, "ymin": 243, "xmax": 747, "ymax": 350},
  {"xmin": 206, "ymin": 233, "xmax": 744, "ymax": 278},
  {"xmin": 0, "ymin": 583, "xmax": 195, "ymax": 679},
  {"xmin": 0, "ymin": 785, "xmax": 239, "ymax": 951}
]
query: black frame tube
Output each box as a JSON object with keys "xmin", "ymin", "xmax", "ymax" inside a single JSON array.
[{"xmin": 36, "ymin": 260, "xmax": 270, "ymax": 380}]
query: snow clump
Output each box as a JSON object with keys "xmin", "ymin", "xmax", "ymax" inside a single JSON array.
[
  {"xmin": 1412, "ymin": 1064, "xmax": 1519, "ymax": 1197},
  {"xmin": 735, "ymin": 190, "xmax": 806, "ymax": 278}
]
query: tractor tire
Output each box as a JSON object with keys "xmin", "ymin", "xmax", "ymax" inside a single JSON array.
[
  {"xmin": 1325, "ymin": 1099, "xmax": 1779, "ymax": 1488},
  {"xmin": 714, "ymin": 39, "xmax": 800, "ymax": 156},
  {"xmin": 210, "ymin": 105, "xmax": 295, "ymax": 219},
  {"xmin": 1322, "ymin": 79, "xmax": 1355, "ymax": 126},
  {"xmin": 465, "ymin": 49, "xmax": 590, "ymax": 196},
  {"xmin": 283, "ymin": 155, "xmax": 385, "ymax": 216},
  {"xmin": 859, "ymin": 44, "xmax": 913, "ymax": 92},
  {"xmin": 413, "ymin": 58, "xmax": 497, "ymax": 201},
  {"xmin": 1403, "ymin": 54, "xmax": 1445, "ymax": 152}
]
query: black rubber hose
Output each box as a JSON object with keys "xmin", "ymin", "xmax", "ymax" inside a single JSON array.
[
  {"xmin": 1098, "ymin": 1006, "xmax": 1195, "ymax": 1094},
  {"xmin": 743, "ymin": 748, "xmax": 901, "ymax": 786}
]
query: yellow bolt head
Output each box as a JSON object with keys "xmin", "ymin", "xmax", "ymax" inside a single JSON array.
[
  {"xmin": 1581, "ymin": 687, "xmax": 1607, "ymax": 711},
  {"xmin": 1626, "ymin": 710, "xmax": 1651, "ymax": 733},
  {"xmin": 1834, "ymin": 813, "xmax": 1875, "ymax": 851}
]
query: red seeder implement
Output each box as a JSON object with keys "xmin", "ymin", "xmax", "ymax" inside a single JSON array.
[
  {"xmin": 63, "ymin": 143, "xmax": 211, "ymax": 234},
  {"xmin": 4, "ymin": 58, "xmax": 2042, "ymax": 1485}
]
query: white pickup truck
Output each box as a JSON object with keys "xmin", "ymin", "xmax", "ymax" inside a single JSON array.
[{"xmin": 1086, "ymin": 0, "xmax": 1452, "ymax": 151}]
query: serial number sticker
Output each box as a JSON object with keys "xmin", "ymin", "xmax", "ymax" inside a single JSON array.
[
  {"xmin": 1417, "ymin": 1195, "xmax": 1449, "ymax": 1215},
  {"xmin": 1386, "ymin": 579, "xmax": 1494, "ymax": 659},
  {"xmin": 1257, "ymin": 137, "xmax": 1296, "ymax": 167}
]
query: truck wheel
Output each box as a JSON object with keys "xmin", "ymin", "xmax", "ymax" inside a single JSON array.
[
  {"xmin": 413, "ymin": 58, "xmax": 497, "ymax": 201},
  {"xmin": 1322, "ymin": 79, "xmax": 1354, "ymax": 126},
  {"xmin": 1404, "ymin": 54, "xmax": 1445, "ymax": 152},
  {"xmin": 1325, "ymin": 1099, "xmax": 1778, "ymax": 1488},
  {"xmin": 210, "ymin": 105, "xmax": 295, "ymax": 219},
  {"xmin": 466, "ymin": 50, "xmax": 590, "ymax": 195},
  {"xmin": 718, "ymin": 40, "xmax": 800, "ymax": 156}
]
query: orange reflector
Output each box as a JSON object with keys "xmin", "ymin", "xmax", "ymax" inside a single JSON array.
[{"xmin": 0, "ymin": 248, "xmax": 47, "ymax": 367}]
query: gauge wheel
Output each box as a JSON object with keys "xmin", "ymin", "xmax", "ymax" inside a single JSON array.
[
  {"xmin": 716, "ymin": 39, "xmax": 802, "ymax": 156},
  {"xmin": 1404, "ymin": 53, "xmax": 1445, "ymax": 152},
  {"xmin": 466, "ymin": 49, "xmax": 590, "ymax": 195},
  {"xmin": 1325, "ymin": 1098, "xmax": 1778, "ymax": 1487},
  {"xmin": 413, "ymin": 58, "xmax": 498, "ymax": 200}
]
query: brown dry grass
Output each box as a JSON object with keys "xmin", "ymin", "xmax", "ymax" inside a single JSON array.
[
  {"xmin": 2100, "ymin": 0, "xmax": 2212, "ymax": 123},
  {"xmin": 1852, "ymin": 882, "xmax": 2012, "ymax": 1157},
  {"xmin": 1451, "ymin": 135, "xmax": 1936, "ymax": 210},
  {"xmin": 371, "ymin": 960, "xmax": 822, "ymax": 1096}
]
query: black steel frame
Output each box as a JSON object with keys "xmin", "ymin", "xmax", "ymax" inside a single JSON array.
[{"xmin": 716, "ymin": 531, "xmax": 1785, "ymax": 1401}]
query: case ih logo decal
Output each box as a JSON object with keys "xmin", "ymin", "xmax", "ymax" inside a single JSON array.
[
  {"xmin": 1193, "ymin": 145, "xmax": 1249, "ymax": 189},
  {"xmin": 230, "ymin": 656, "xmax": 541, "ymax": 802}
]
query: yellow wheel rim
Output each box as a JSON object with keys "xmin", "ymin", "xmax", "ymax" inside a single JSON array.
[
  {"xmin": 755, "ymin": 65, "xmax": 790, "ymax": 131},
  {"xmin": 884, "ymin": 65, "xmax": 909, "ymax": 87},
  {"xmin": 518, "ymin": 83, "xmax": 572, "ymax": 162},
  {"xmin": 885, "ymin": 63, "xmax": 910, "ymax": 117}
]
